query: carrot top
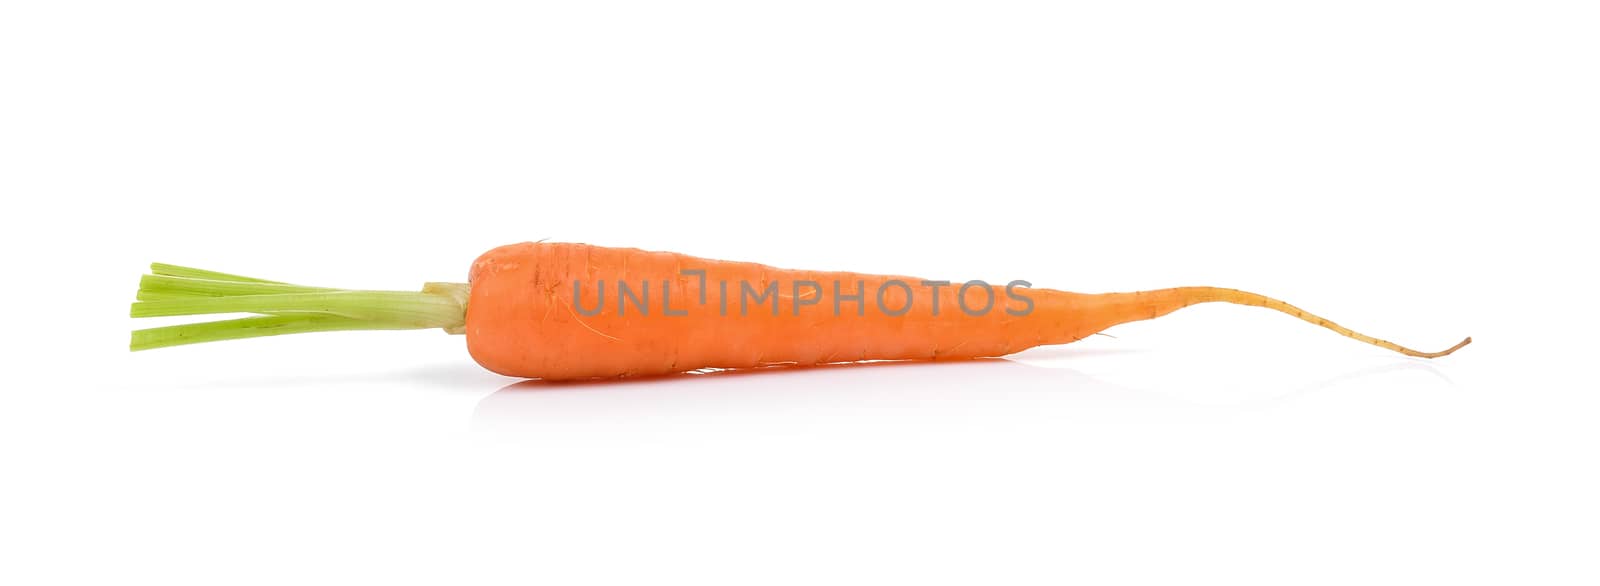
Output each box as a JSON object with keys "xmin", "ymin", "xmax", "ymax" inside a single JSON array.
[{"xmin": 128, "ymin": 263, "xmax": 468, "ymax": 351}]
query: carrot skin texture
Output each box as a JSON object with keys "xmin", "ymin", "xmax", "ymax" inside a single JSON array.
[
  {"xmin": 468, "ymin": 243, "xmax": 1136, "ymax": 380},
  {"xmin": 464, "ymin": 242, "xmax": 1468, "ymax": 380}
]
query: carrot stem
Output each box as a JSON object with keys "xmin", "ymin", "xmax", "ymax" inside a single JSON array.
[
  {"xmin": 128, "ymin": 264, "xmax": 468, "ymax": 351},
  {"xmin": 138, "ymin": 274, "xmax": 334, "ymax": 297},
  {"xmin": 130, "ymin": 315, "xmax": 419, "ymax": 351},
  {"xmin": 149, "ymin": 263, "xmax": 285, "ymax": 284}
]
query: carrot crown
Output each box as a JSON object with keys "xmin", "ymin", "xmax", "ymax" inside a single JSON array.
[{"xmin": 128, "ymin": 263, "xmax": 468, "ymax": 351}]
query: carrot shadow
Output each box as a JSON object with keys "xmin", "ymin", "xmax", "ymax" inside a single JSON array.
[
  {"xmin": 492, "ymin": 357, "xmax": 1122, "ymax": 393},
  {"xmin": 471, "ymin": 351, "xmax": 1462, "ymax": 426},
  {"xmin": 1265, "ymin": 358, "xmax": 1457, "ymax": 404},
  {"xmin": 470, "ymin": 357, "xmax": 1154, "ymax": 426}
]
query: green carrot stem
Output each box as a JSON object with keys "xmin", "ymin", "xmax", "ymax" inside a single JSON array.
[
  {"xmin": 129, "ymin": 264, "xmax": 469, "ymax": 351},
  {"xmin": 139, "ymin": 274, "xmax": 334, "ymax": 297},
  {"xmin": 149, "ymin": 263, "xmax": 285, "ymax": 284},
  {"xmin": 130, "ymin": 315, "xmax": 426, "ymax": 351},
  {"xmin": 130, "ymin": 291, "xmax": 460, "ymax": 323}
]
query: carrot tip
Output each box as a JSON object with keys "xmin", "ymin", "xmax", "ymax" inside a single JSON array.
[{"xmin": 1420, "ymin": 336, "xmax": 1472, "ymax": 359}]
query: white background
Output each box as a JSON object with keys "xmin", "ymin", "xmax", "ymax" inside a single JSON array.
[{"xmin": 3, "ymin": 1, "xmax": 1596, "ymax": 584}]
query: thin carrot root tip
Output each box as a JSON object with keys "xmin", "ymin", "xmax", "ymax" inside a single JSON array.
[
  {"xmin": 1149, "ymin": 287, "xmax": 1471, "ymax": 360},
  {"xmin": 1422, "ymin": 336, "xmax": 1472, "ymax": 358},
  {"xmin": 128, "ymin": 263, "xmax": 469, "ymax": 351}
]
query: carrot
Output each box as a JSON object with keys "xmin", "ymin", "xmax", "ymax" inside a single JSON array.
[{"xmin": 129, "ymin": 242, "xmax": 1469, "ymax": 380}]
